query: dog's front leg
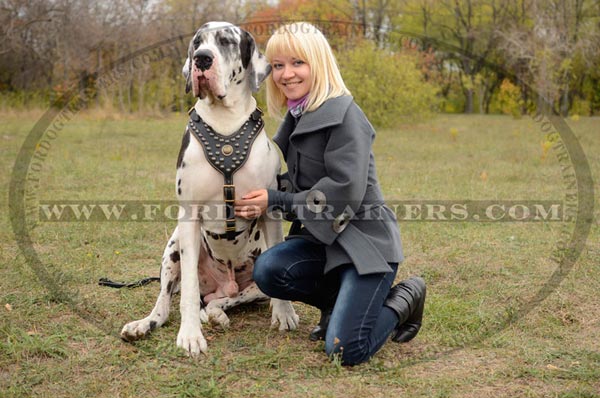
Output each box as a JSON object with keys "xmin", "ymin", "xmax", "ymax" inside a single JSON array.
[
  {"xmin": 120, "ymin": 228, "xmax": 181, "ymax": 341},
  {"xmin": 176, "ymin": 207, "xmax": 207, "ymax": 356},
  {"xmin": 260, "ymin": 217, "xmax": 300, "ymax": 331}
]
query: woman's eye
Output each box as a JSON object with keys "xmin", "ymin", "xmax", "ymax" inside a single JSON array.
[
  {"xmin": 293, "ymin": 60, "xmax": 305, "ymax": 66},
  {"xmin": 272, "ymin": 63, "xmax": 283, "ymax": 69}
]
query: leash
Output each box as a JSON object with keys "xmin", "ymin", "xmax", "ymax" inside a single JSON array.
[
  {"xmin": 98, "ymin": 276, "xmax": 160, "ymax": 289},
  {"xmin": 188, "ymin": 107, "xmax": 264, "ymax": 241}
]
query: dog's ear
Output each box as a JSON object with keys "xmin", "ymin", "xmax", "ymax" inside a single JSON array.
[
  {"xmin": 239, "ymin": 30, "xmax": 271, "ymax": 92},
  {"xmin": 182, "ymin": 57, "xmax": 191, "ymax": 94},
  {"xmin": 183, "ymin": 37, "xmax": 194, "ymax": 94}
]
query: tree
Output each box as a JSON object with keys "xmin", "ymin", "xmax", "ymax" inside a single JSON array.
[
  {"xmin": 338, "ymin": 40, "xmax": 439, "ymax": 127},
  {"xmin": 497, "ymin": 0, "xmax": 600, "ymax": 115},
  {"xmin": 396, "ymin": 0, "xmax": 514, "ymax": 113}
]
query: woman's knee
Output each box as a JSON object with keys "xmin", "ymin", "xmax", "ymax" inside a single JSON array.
[
  {"xmin": 325, "ymin": 337, "xmax": 369, "ymax": 367},
  {"xmin": 252, "ymin": 250, "xmax": 278, "ymax": 292}
]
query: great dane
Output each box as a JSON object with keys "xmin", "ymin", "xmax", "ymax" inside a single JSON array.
[{"xmin": 121, "ymin": 22, "xmax": 299, "ymax": 356}]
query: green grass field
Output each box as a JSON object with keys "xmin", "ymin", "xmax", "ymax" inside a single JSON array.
[{"xmin": 1, "ymin": 110, "xmax": 599, "ymax": 397}]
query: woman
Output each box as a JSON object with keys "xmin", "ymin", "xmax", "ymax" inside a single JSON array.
[{"xmin": 235, "ymin": 22, "xmax": 426, "ymax": 366}]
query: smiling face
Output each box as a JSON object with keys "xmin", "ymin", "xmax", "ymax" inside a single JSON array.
[{"xmin": 270, "ymin": 55, "xmax": 312, "ymax": 101}]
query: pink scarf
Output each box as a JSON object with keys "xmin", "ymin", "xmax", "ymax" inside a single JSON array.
[{"xmin": 287, "ymin": 94, "xmax": 309, "ymax": 118}]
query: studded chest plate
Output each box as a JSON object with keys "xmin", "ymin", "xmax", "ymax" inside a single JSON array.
[
  {"xmin": 188, "ymin": 108, "xmax": 264, "ymax": 240},
  {"xmin": 188, "ymin": 108, "xmax": 264, "ymax": 178}
]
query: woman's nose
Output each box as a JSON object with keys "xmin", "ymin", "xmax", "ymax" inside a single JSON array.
[{"xmin": 281, "ymin": 65, "xmax": 294, "ymax": 79}]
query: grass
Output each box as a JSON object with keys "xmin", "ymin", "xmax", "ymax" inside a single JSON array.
[{"xmin": 1, "ymin": 109, "xmax": 599, "ymax": 397}]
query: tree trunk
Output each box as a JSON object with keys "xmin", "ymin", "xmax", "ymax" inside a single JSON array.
[
  {"xmin": 464, "ymin": 87, "xmax": 474, "ymax": 114},
  {"xmin": 138, "ymin": 69, "xmax": 145, "ymax": 113},
  {"xmin": 560, "ymin": 85, "xmax": 570, "ymax": 116}
]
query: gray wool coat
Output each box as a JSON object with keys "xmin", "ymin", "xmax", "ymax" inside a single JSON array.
[{"xmin": 268, "ymin": 95, "xmax": 404, "ymax": 275}]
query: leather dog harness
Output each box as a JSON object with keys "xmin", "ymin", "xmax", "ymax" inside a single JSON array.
[{"xmin": 188, "ymin": 107, "xmax": 264, "ymax": 241}]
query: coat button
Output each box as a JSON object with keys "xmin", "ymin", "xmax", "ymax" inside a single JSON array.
[
  {"xmin": 332, "ymin": 211, "xmax": 351, "ymax": 233},
  {"xmin": 279, "ymin": 179, "xmax": 293, "ymax": 192},
  {"xmin": 306, "ymin": 189, "xmax": 326, "ymax": 213}
]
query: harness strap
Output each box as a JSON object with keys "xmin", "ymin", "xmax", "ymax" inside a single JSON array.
[{"xmin": 188, "ymin": 108, "xmax": 264, "ymax": 240}]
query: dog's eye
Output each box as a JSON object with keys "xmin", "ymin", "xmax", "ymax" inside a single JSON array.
[{"xmin": 219, "ymin": 37, "xmax": 234, "ymax": 46}]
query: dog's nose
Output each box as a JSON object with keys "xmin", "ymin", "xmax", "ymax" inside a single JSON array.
[{"xmin": 194, "ymin": 50, "xmax": 214, "ymax": 71}]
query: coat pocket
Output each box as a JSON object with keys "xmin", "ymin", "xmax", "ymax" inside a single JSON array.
[{"xmin": 296, "ymin": 152, "xmax": 326, "ymax": 189}]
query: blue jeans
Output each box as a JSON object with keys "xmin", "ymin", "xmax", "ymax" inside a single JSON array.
[{"xmin": 253, "ymin": 238, "xmax": 399, "ymax": 366}]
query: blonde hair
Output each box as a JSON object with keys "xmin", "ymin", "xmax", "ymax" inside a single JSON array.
[{"xmin": 265, "ymin": 22, "xmax": 350, "ymax": 119}]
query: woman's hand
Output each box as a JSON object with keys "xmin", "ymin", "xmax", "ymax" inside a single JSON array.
[{"xmin": 235, "ymin": 189, "xmax": 268, "ymax": 219}]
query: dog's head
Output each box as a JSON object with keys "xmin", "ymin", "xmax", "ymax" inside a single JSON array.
[{"xmin": 182, "ymin": 22, "xmax": 271, "ymax": 100}]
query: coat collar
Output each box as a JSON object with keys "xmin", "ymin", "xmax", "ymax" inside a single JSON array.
[
  {"xmin": 273, "ymin": 95, "xmax": 353, "ymax": 155},
  {"xmin": 292, "ymin": 95, "xmax": 353, "ymax": 136}
]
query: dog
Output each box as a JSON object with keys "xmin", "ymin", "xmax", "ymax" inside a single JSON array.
[{"xmin": 120, "ymin": 22, "xmax": 299, "ymax": 356}]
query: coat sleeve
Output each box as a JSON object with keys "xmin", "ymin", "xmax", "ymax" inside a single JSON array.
[{"xmin": 268, "ymin": 103, "xmax": 374, "ymax": 245}]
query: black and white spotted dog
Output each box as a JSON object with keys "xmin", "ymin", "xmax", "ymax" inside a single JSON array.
[{"xmin": 121, "ymin": 22, "xmax": 299, "ymax": 356}]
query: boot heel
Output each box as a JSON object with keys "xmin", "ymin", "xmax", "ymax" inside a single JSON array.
[{"xmin": 309, "ymin": 308, "xmax": 332, "ymax": 341}]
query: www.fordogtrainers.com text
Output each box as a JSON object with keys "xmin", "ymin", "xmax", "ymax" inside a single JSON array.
[{"xmin": 37, "ymin": 200, "xmax": 566, "ymax": 223}]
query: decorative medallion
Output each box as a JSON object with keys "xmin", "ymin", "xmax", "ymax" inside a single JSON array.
[{"xmin": 222, "ymin": 144, "xmax": 234, "ymax": 156}]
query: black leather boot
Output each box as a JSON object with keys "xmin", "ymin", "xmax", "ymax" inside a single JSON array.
[
  {"xmin": 384, "ymin": 276, "xmax": 426, "ymax": 343},
  {"xmin": 309, "ymin": 308, "xmax": 332, "ymax": 341}
]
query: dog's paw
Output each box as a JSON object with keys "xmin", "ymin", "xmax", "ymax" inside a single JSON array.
[
  {"xmin": 270, "ymin": 299, "xmax": 300, "ymax": 331},
  {"xmin": 206, "ymin": 306, "xmax": 230, "ymax": 328},
  {"xmin": 176, "ymin": 324, "xmax": 208, "ymax": 357},
  {"xmin": 199, "ymin": 308, "xmax": 209, "ymax": 324},
  {"xmin": 120, "ymin": 318, "xmax": 157, "ymax": 342}
]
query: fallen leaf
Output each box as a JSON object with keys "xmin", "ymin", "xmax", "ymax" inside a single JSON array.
[{"xmin": 449, "ymin": 128, "xmax": 459, "ymax": 141}]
